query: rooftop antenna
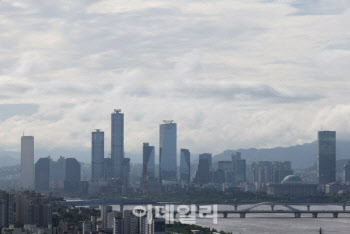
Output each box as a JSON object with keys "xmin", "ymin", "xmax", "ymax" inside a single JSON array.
[{"xmin": 163, "ymin": 120, "xmax": 174, "ymax": 124}]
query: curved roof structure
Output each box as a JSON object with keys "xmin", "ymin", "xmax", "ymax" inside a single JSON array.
[{"xmin": 282, "ymin": 175, "xmax": 302, "ymax": 184}]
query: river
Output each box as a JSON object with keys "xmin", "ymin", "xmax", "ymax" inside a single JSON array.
[{"xmin": 117, "ymin": 204, "xmax": 350, "ymax": 234}]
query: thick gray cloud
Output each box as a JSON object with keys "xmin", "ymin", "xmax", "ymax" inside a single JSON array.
[
  {"xmin": 0, "ymin": 104, "xmax": 39, "ymax": 120},
  {"xmin": 0, "ymin": 0, "xmax": 350, "ymax": 162}
]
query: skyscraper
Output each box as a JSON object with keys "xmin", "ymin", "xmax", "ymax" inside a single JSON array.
[
  {"xmin": 231, "ymin": 152, "xmax": 246, "ymax": 184},
  {"xmin": 111, "ymin": 109, "xmax": 124, "ymax": 181},
  {"xmin": 180, "ymin": 149, "xmax": 190, "ymax": 183},
  {"xmin": 92, "ymin": 129, "xmax": 104, "ymax": 181},
  {"xmin": 64, "ymin": 158, "xmax": 81, "ymax": 192},
  {"xmin": 143, "ymin": 143, "xmax": 155, "ymax": 179},
  {"xmin": 21, "ymin": 136, "xmax": 34, "ymax": 189},
  {"xmin": 344, "ymin": 162, "xmax": 350, "ymax": 183},
  {"xmin": 159, "ymin": 121, "xmax": 177, "ymax": 181},
  {"xmin": 104, "ymin": 157, "xmax": 113, "ymax": 180},
  {"xmin": 123, "ymin": 158, "xmax": 130, "ymax": 187},
  {"xmin": 199, "ymin": 153, "xmax": 212, "ymax": 170},
  {"xmin": 318, "ymin": 131, "xmax": 336, "ymax": 184},
  {"xmin": 35, "ymin": 157, "xmax": 50, "ymax": 192},
  {"xmin": 196, "ymin": 158, "xmax": 210, "ymax": 184}
]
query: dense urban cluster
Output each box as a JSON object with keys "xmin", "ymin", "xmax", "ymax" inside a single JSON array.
[{"xmin": 0, "ymin": 109, "xmax": 349, "ymax": 233}]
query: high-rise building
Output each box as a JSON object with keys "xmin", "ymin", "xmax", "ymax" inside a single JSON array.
[
  {"xmin": 218, "ymin": 161, "xmax": 233, "ymax": 172},
  {"xmin": 123, "ymin": 158, "xmax": 131, "ymax": 187},
  {"xmin": 50, "ymin": 156, "xmax": 66, "ymax": 187},
  {"xmin": 318, "ymin": 131, "xmax": 336, "ymax": 184},
  {"xmin": 15, "ymin": 191, "xmax": 51, "ymax": 228},
  {"xmin": 159, "ymin": 121, "xmax": 177, "ymax": 182},
  {"xmin": 217, "ymin": 160, "xmax": 233, "ymax": 184},
  {"xmin": 104, "ymin": 157, "xmax": 114, "ymax": 180},
  {"xmin": 113, "ymin": 216, "xmax": 124, "ymax": 234},
  {"xmin": 143, "ymin": 143, "xmax": 155, "ymax": 179},
  {"xmin": 0, "ymin": 191, "xmax": 14, "ymax": 229},
  {"xmin": 21, "ymin": 136, "xmax": 34, "ymax": 189},
  {"xmin": 235, "ymin": 159, "xmax": 246, "ymax": 184},
  {"xmin": 35, "ymin": 157, "xmax": 50, "ymax": 192},
  {"xmin": 64, "ymin": 158, "xmax": 81, "ymax": 192},
  {"xmin": 272, "ymin": 161, "xmax": 293, "ymax": 184},
  {"xmin": 344, "ymin": 162, "xmax": 350, "ymax": 183},
  {"xmin": 92, "ymin": 129, "xmax": 104, "ymax": 181},
  {"xmin": 123, "ymin": 210, "xmax": 139, "ymax": 234},
  {"xmin": 199, "ymin": 153, "xmax": 212, "ymax": 170},
  {"xmin": 111, "ymin": 109, "xmax": 124, "ymax": 181},
  {"xmin": 231, "ymin": 152, "xmax": 246, "ymax": 184},
  {"xmin": 196, "ymin": 158, "xmax": 210, "ymax": 184},
  {"xmin": 99, "ymin": 205, "xmax": 113, "ymax": 229},
  {"xmin": 180, "ymin": 149, "xmax": 190, "ymax": 183},
  {"xmin": 251, "ymin": 161, "xmax": 273, "ymax": 184}
]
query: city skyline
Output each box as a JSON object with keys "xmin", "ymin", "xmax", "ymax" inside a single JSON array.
[
  {"xmin": 13, "ymin": 107, "xmax": 344, "ymax": 171},
  {"xmin": 1, "ymin": 1, "xmax": 350, "ymax": 157}
]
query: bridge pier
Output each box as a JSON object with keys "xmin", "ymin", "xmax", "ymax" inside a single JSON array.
[
  {"xmin": 294, "ymin": 213, "xmax": 301, "ymax": 218},
  {"xmin": 312, "ymin": 213, "xmax": 318, "ymax": 218},
  {"xmin": 240, "ymin": 213, "xmax": 246, "ymax": 218},
  {"xmin": 234, "ymin": 204, "xmax": 238, "ymax": 211},
  {"xmin": 307, "ymin": 205, "xmax": 310, "ymax": 211},
  {"xmin": 223, "ymin": 213, "xmax": 228, "ymax": 218},
  {"xmin": 333, "ymin": 213, "xmax": 338, "ymax": 218}
]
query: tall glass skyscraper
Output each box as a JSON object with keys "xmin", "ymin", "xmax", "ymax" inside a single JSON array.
[
  {"xmin": 318, "ymin": 131, "xmax": 336, "ymax": 184},
  {"xmin": 143, "ymin": 143, "xmax": 155, "ymax": 179},
  {"xmin": 159, "ymin": 121, "xmax": 177, "ymax": 181},
  {"xmin": 91, "ymin": 129, "xmax": 104, "ymax": 181},
  {"xmin": 21, "ymin": 136, "xmax": 34, "ymax": 189},
  {"xmin": 180, "ymin": 149, "xmax": 190, "ymax": 183},
  {"xmin": 111, "ymin": 109, "xmax": 124, "ymax": 181}
]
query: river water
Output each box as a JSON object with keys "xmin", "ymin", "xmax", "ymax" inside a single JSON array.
[{"xmin": 117, "ymin": 204, "xmax": 350, "ymax": 234}]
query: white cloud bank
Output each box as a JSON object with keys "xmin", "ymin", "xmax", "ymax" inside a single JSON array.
[{"xmin": 0, "ymin": 0, "xmax": 350, "ymax": 161}]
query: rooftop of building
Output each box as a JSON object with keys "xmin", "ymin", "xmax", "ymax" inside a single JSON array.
[{"xmin": 281, "ymin": 175, "xmax": 303, "ymax": 184}]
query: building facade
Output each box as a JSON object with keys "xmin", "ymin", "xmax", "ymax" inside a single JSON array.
[
  {"xmin": 180, "ymin": 149, "xmax": 190, "ymax": 183},
  {"xmin": 35, "ymin": 157, "xmax": 50, "ymax": 192},
  {"xmin": 92, "ymin": 129, "xmax": 104, "ymax": 181},
  {"xmin": 123, "ymin": 158, "xmax": 131, "ymax": 188},
  {"xmin": 318, "ymin": 131, "xmax": 336, "ymax": 184},
  {"xmin": 111, "ymin": 109, "xmax": 124, "ymax": 181},
  {"xmin": 15, "ymin": 191, "xmax": 51, "ymax": 228},
  {"xmin": 159, "ymin": 121, "xmax": 177, "ymax": 182},
  {"xmin": 21, "ymin": 136, "xmax": 34, "ymax": 189},
  {"xmin": 344, "ymin": 162, "xmax": 350, "ymax": 183},
  {"xmin": 143, "ymin": 143, "xmax": 155, "ymax": 180},
  {"xmin": 197, "ymin": 159, "xmax": 210, "ymax": 184},
  {"xmin": 267, "ymin": 175, "xmax": 317, "ymax": 197},
  {"xmin": 64, "ymin": 158, "xmax": 81, "ymax": 192},
  {"xmin": 199, "ymin": 153, "xmax": 212, "ymax": 170}
]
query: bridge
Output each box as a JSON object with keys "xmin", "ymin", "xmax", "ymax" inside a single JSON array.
[
  {"xmin": 59, "ymin": 200, "xmax": 350, "ymax": 218},
  {"xmin": 217, "ymin": 202, "xmax": 350, "ymax": 218}
]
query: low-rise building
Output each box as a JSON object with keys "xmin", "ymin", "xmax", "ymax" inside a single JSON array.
[{"xmin": 267, "ymin": 175, "xmax": 317, "ymax": 197}]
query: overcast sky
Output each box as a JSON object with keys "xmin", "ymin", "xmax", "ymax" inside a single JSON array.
[{"xmin": 1, "ymin": 0, "xmax": 350, "ymax": 160}]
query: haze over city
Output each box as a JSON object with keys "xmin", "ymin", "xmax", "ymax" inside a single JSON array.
[{"xmin": 1, "ymin": 0, "xmax": 350, "ymax": 160}]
